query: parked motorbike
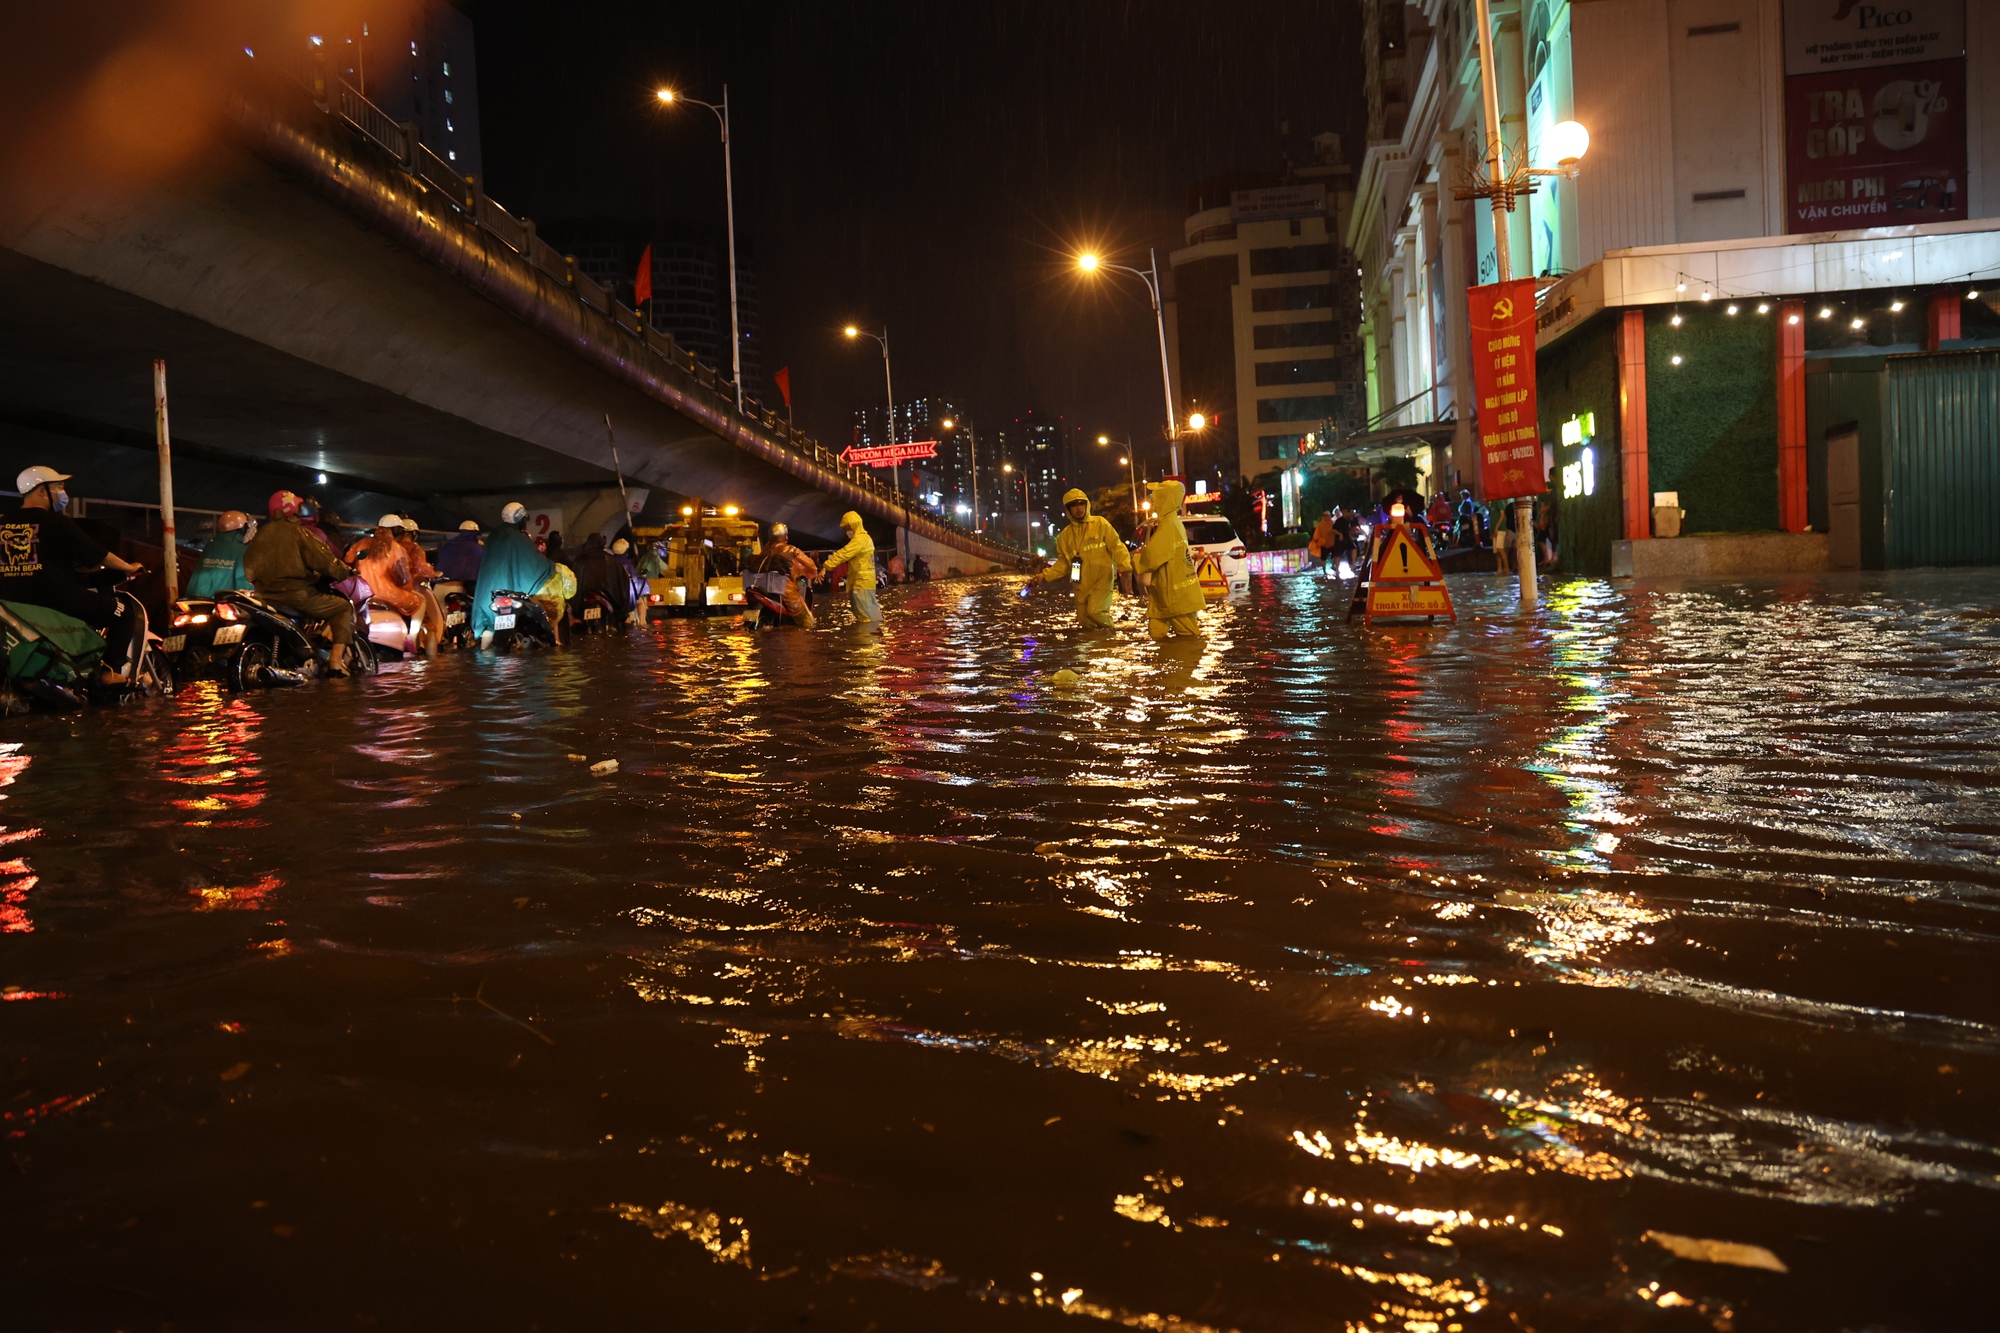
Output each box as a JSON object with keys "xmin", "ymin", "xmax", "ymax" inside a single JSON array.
[{"xmin": 486, "ymin": 590, "xmax": 558, "ymax": 651}]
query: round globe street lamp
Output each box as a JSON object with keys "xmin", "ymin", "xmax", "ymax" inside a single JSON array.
[
  {"xmin": 1076, "ymin": 249, "xmax": 1184, "ymax": 473},
  {"xmin": 654, "ymin": 86, "xmax": 745, "ymax": 413}
]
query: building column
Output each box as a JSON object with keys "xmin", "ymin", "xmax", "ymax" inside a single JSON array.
[
  {"xmin": 1616, "ymin": 309, "xmax": 1649, "ymax": 540},
  {"xmin": 1776, "ymin": 299, "xmax": 1808, "ymax": 532},
  {"xmin": 1927, "ymin": 291, "xmax": 1962, "ymax": 351}
]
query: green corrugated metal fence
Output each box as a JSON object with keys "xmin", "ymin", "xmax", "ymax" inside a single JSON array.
[{"xmin": 1886, "ymin": 350, "xmax": 2000, "ymax": 568}]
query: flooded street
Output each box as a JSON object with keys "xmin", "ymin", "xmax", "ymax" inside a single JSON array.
[{"xmin": 5, "ymin": 570, "xmax": 1998, "ymax": 1331}]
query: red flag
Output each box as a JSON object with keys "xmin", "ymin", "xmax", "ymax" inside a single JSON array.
[
  {"xmin": 772, "ymin": 366, "xmax": 792, "ymax": 411},
  {"xmin": 633, "ymin": 244, "xmax": 653, "ymax": 307}
]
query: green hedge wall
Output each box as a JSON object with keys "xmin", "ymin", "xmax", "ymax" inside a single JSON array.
[{"xmin": 1643, "ymin": 305, "xmax": 1777, "ymax": 533}]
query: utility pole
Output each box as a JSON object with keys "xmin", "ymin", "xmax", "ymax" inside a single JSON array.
[{"xmin": 1474, "ymin": 0, "xmax": 1538, "ymax": 609}]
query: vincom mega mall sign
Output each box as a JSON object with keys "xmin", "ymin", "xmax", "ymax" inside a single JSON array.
[{"xmin": 1784, "ymin": 0, "xmax": 1967, "ymax": 234}]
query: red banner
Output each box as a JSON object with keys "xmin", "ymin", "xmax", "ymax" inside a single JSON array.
[
  {"xmin": 1784, "ymin": 57, "xmax": 1966, "ymax": 234},
  {"xmin": 1468, "ymin": 279, "xmax": 1544, "ymax": 502},
  {"xmin": 839, "ymin": 439, "xmax": 938, "ymax": 467}
]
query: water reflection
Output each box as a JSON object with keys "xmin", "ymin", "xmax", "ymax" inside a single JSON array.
[{"xmin": 1, "ymin": 571, "xmax": 1996, "ymax": 1330}]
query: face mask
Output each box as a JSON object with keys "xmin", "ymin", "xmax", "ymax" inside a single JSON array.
[
  {"xmin": 299, "ymin": 503, "xmax": 317, "ymax": 520},
  {"xmin": 50, "ymin": 491, "xmax": 70, "ymax": 514}
]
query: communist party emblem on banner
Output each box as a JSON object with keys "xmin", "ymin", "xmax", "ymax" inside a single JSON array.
[{"xmin": 1468, "ymin": 278, "xmax": 1546, "ymax": 502}]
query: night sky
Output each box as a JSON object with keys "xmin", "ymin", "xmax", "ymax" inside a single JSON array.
[{"xmin": 463, "ymin": 0, "xmax": 1362, "ymax": 488}]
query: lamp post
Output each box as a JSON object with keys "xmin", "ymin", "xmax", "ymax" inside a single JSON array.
[
  {"xmin": 1462, "ymin": 0, "xmax": 1590, "ymax": 609},
  {"xmin": 942, "ymin": 417, "xmax": 981, "ymax": 534},
  {"xmin": 1097, "ymin": 433, "xmax": 1141, "ymax": 521},
  {"xmin": 655, "ymin": 86, "xmax": 744, "ymax": 413},
  {"xmin": 1001, "ymin": 462, "xmax": 1015, "ymax": 543},
  {"xmin": 1077, "ymin": 249, "xmax": 1182, "ymax": 474},
  {"xmin": 845, "ymin": 324, "xmax": 912, "ymax": 562}
]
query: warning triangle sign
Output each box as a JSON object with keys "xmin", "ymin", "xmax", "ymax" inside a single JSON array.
[{"xmin": 1371, "ymin": 526, "xmax": 1442, "ymax": 582}]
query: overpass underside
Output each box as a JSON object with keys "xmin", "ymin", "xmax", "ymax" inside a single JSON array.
[{"xmin": 0, "ymin": 72, "xmax": 1020, "ymax": 565}]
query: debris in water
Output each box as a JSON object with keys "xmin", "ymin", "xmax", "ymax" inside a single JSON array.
[
  {"xmin": 590, "ymin": 759, "xmax": 619, "ymax": 776},
  {"xmin": 1049, "ymin": 669, "xmax": 1080, "ymax": 687},
  {"xmin": 1643, "ymin": 1230, "xmax": 1788, "ymax": 1272},
  {"xmin": 567, "ymin": 753, "xmax": 587, "ymax": 762}
]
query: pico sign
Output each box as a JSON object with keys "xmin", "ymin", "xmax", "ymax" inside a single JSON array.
[{"xmin": 1468, "ymin": 279, "xmax": 1546, "ymax": 502}]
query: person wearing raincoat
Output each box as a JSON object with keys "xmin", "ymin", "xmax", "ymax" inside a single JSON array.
[
  {"xmin": 186, "ymin": 511, "xmax": 255, "ymax": 598},
  {"xmin": 1038, "ymin": 488, "xmax": 1132, "ymax": 628},
  {"xmin": 472, "ymin": 502, "xmax": 558, "ymax": 647},
  {"xmin": 436, "ymin": 520, "xmax": 484, "ymax": 581},
  {"xmin": 820, "ymin": 511, "xmax": 881, "ymax": 632},
  {"xmin": 1133, "ymin": 480, "xmax": 1204, "ymax": 641}
]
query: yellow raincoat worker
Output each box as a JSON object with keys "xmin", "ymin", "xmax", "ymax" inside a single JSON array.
[
  {"xmin": 1039, "ymin": 488, "xmax": 1133, "ymax": 628},
  {"xmin": 821, "ymin": 510, "xmax": 882, "ymax": 632},
  {"xmin": 1133, "ymin": 479, "xmax": 1205, "ymax": 641}
]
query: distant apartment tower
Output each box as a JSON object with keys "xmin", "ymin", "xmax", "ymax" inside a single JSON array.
[
  {"xmin": 1168, "ymin": 134, "xmax": 1365, "ymax": 484},
  {"xmin": 853, "ymin": 398, "xmax": 988, "ymax": 516},
  {"xmin": 332, "ymin": 2, "xmax": 483, "ymax": 181},
  {"xmin": 994, "ymin": 412, "xmax": 1074, "ymax": 533},
  {"xmin": 646, "ymin": 240, "xmax": 763, "ymax": 398}
]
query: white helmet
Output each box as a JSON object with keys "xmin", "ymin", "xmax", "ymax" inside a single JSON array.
[
  {"xmin": 501, "ymin": 502, "xmax": 528, "ymax": 526},
  {"xmin": 377, "ymin": 514, "xmax": 405, "ymax": 530},
  {"xmin": 768, "ymin": 523, "xmax": 789, "ymax": 542},
  {"xmin": 610, "ymin": 538, "xmax": 630, "ymax": 554},
  {"xmin": 16, "ymin": 465, "xmax": 70, "ymax": 495},
  {"xmin": 458, "ymin": 519, "xmax": 480, "ymax": 531}
]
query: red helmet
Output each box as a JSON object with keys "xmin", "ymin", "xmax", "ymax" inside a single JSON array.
[{"xmin": 268, "ymin": 490, "xmax": 303, "ymax": 518}]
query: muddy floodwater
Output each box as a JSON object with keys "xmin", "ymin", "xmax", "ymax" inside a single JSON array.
[{"xmin": 5, "ymin": 570, "xmax": 1998, "ymax": 1331}]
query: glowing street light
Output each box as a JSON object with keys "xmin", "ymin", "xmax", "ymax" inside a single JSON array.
[
  {"xmin": 653, "ymin": 85, "xmax": 744, "ymax": 412},
  {"xmin": 1076, "ymin": 248, "xmax": 1184, "ymax": 472},
  {"xmin": 1186, "ymin": 411, "xmax": 1207, "ymax": 432},
  {"xmin": 940, "ymin": 416, "xmax": 982, "ymax": 533},
  {"xmin": 1096, "ymin": 432, "xmax": 1141, "ymax": 516}
]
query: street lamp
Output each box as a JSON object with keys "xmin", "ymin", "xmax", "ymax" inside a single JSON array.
[
  {"xmin": 1076, "ymin": 248, "xmax": 1183, "ymax": 473},
  {"xmin": 845, "ymin": 323, "xmax": 915, "ymax": 560},
  {"xmin": 1098, "ymin": 432, "xmax": 1141, "ymax": 520},
  {"xmin": 1001, "ymin": 461, "xmax": 1016, "ymax": 542},
  {"xmin": 1457, "ymin": 0, "xmax": 1594, "ymax": 610},
  {"xmin": 655, "ymin": 86, "xmax": 745, "ymax": 412},
  {"xmin": 941, "ymin": 416, "xmax": 981, "ymax": 534}
]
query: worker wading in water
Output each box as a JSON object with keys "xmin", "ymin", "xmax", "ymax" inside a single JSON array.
[
  {"xmin": 1039, "ymin": 488, "xmax": 1133, "ymax": 628},
  {"xmin": 1133, "ymin": 479, "xmax": 1204, "ymax": 641}
]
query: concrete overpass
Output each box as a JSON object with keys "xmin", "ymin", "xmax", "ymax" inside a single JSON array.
[{"xmin": 0, "ymin": 58, "xmax": 1023, "ymax": 569}]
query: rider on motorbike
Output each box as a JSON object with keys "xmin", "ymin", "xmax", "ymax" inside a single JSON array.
[
  {"xmin": 243, "ymin": 490, "xmax": 357, "ymax": 676},
  {"xmin": 0, "ymin": 466, "xmax": 151, "ymax": 687},
  {"xmin": 756, "ymin": 523, "xmax": 821, "ymax": 628},
  {"xmin": 472, "ymin": 502, "xmax": 558, "ymax": 649},
  {"xmin": 186, "ymin": 510, "xmax": 256, "ymax": 598}
]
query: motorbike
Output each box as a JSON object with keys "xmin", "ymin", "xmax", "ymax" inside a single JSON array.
[
  {"xmin": 565, "ymin": 589, "xmax": 618, "ymax": 636},
  {"xmin": 434, "ymin": 580, "xmax": 474, "ymax": 650},
  {"xmin": 742, "ymin": 564, "xmax": 815, "ymax": 629},
  {"xmin": 486, "ymin": 589, "xmax": 558, "ymax": 651},
  {"xmin": 184, "ymin": 589, "xmax": 378, "ymax": 689},
  {"xmin": 2, "ymin": 572, "xmax": 171, "ymax": 713}
]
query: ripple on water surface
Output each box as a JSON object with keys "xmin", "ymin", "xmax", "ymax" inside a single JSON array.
[{"xmin": 3, "ymin": 570, "xmax": 1998, "ymax": 1329}]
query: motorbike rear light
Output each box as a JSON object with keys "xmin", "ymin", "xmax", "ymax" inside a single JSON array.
[
  {"xmin": 171, "ymin": 613, "xmax": 197, "ymax": 628},
  {"xmin": 729, "ymin": 592, "xmax": 746, "ymax": 604},
  {"xmin": 648, "ymin": 593, "xmax": 662, "ymax": 603},
  {"xmin": 214, "ymin": 601, "xmax": 242, "ymax": 621}
]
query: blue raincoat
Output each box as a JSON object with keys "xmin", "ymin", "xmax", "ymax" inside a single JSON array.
[{"xmin": 471, "ymin": 526, "xmax": 555, "ymax": 636}]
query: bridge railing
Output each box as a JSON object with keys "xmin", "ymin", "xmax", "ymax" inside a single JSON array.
[{"xmin": 274, "ymin": 52, "xmax": 1020, "ymax": 559}]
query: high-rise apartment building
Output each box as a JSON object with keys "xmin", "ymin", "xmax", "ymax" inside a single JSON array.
[
  {"xmin": 994, "ymin": 412, "xmax": 1075, "ymax": 537},
  {"xmin": 1167, "ymin": 134, "xmax": 1366, "ymax": 486},
  {"xmin": 644, "ymin": 239, "xmax": 763, "ymax": 400},
  {"xmin": 331, "ymin": 3, "xmax": 483, "ymax": 181}
]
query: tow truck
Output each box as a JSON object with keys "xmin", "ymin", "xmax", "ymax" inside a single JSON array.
[{"xmin": 633, "ymin": 502, "xmax": 759, "ymax": 619}]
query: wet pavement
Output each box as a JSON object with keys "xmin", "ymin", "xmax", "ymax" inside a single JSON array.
[{"xmin": 4, "ymin": 569, "xmax": 1998, "ymax": 1331}]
